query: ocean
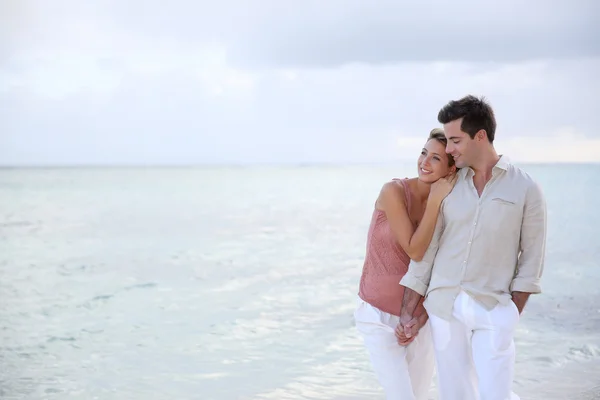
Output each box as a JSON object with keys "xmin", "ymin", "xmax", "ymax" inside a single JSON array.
[{"xmin": 1, "ymin": 164, "xmax": 599, "ymax": 399}]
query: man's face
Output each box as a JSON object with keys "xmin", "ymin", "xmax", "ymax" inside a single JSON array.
[{"xmin": 443, "ymin": 119, "xmax": 477, "ymax": 169}]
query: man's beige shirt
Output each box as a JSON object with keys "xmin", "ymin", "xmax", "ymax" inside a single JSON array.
[{"xmin": 400, "ymin": 156, "xmax": 547, "ymax": 320}]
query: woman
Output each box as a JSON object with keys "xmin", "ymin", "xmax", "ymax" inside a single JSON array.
[{"xmin": 354, "ymin": 128, "xmax": 457, "ymax": 400}]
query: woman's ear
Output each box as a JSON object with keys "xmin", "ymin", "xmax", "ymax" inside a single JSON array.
[{"xmin": 448, "ymin": 165, "xmax": 457, "ymax": 175}]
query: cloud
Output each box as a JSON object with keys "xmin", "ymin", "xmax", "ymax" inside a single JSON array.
[
  {"xmin": 399, "ymin": 128, "xmax": 600, "ymax": 164},
  {"xmin": 2, "ymin": 55, "xmax": 598, "ymax": 165},
  {"xmin": 1, "ymin": 1, "xmax": 599, "ymax": 165},
  {"xmin": 496, "ymin": 129, "xmax": 600, "ymax": 163},
  {"xmin": 3, "ymin": 0, "xmax": 599, "ymax": 69},
  {"xmin": 223, "ymin": 0, "xmax": 600, "ymax": 67}
]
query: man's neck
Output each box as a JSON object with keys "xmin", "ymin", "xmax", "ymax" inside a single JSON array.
[{"xmin": 471, "ymin": 148, "xmax": 500, "ymax": 180}]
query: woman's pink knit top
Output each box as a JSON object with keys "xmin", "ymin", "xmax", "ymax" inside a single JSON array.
[{"xmin": 358, "ymin": 178, "xmax": 425, "ymax": 317}]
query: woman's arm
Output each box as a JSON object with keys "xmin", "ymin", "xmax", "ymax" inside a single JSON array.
[{"xmin": 378, "ymin": 177, "xmax": 455, "ymax": 261}]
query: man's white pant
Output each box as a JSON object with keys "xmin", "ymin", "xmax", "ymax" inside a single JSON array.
[
  {"xmin": 428, "ymin": 290, "xmax": 521, "ymax": 400},
  {"xmin": 354, "ymin": 299, "xmax": 435, "ymax": 400}
]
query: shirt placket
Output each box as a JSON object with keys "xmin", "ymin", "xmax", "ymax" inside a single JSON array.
[
  {"xmin": 461, "ymin": 180, "xmax": 480, "ymax": 278},
  {"xmin": 461, "ymin": 170, "xmax": 501, "ymax": 279}
]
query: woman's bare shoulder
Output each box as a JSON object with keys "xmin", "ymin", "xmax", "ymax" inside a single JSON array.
[{"xmin": 376, "ymin": 179, "xmax": 408, "ymax": 210}]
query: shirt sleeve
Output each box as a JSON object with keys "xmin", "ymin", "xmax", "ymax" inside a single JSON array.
[
  {"xmin": 400, "ymin": 208, "xmax": 444, "ymax": 296},
  {"xmin": 511, "ymin": 180, "xmax": 547, "ymax": 294}
]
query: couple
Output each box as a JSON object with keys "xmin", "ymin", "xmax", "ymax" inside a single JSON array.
[{"xmin": 355, "ymin": 95, "xmax": 547, "ymax": 400}]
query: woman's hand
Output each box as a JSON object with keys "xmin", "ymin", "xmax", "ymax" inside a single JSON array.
[
  {"xmin": 395, "ymin": 316, "xmax": 419, "ymax": 346},
  {"xmin": 428, "ymin": 172, "xmax": 458, "ymax": 205}
]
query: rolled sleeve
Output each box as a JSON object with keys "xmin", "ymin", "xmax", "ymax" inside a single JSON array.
[
  {"xmin": 400, "ymin": 263, "xmax": 431, "ymax": 296},
  {"xmin": 400, "ymin": 212, "xmax": 443, "ymax": 295},
  {"xmin": 511, "ymin": 181, "xmax": 546, "ymax": 294}
]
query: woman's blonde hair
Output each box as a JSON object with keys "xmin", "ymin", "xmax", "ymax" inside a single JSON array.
[{"xmin": 427, "ymin": 128, "xmax": 455, "ymax": 167}]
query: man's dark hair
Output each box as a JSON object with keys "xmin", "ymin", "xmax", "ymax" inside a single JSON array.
[{"xmin": 437, "ymin": 95, "xmax": 497, "ymax": 143}]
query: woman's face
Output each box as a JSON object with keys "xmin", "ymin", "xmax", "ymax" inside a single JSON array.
[{"xmin": 417, "ymin": 139, "xmax": 454, "ymax": 183}]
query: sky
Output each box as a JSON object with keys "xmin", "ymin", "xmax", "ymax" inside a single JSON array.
[{"xmin": 1, "ymin": 0, "xmax": 599, "ymax": 165}]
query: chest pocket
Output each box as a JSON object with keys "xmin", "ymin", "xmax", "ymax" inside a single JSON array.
[{"xmin": 485, "ymin": 195, "xmax": 523, "ymax": 238}]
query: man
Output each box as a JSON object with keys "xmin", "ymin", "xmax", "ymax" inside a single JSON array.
[{"xmin": 397, "ymin": 95, "xmax": 547, "ymax": 400}]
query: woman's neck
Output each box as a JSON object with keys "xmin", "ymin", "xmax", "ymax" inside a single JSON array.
[{"xmin": 414, "ymin": 178, "xmax": 432, "ymax": 204}]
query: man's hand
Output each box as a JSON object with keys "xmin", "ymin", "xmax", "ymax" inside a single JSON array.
[
  {"xmin": 395, "ymin": 321, "xmax": 416, "ymax": 346},
  {"xmin": 395, "ymin": 313, "xmax": 420, "ymax": 346},
  {"xmin": 511, "ymin": 291, "xmax": 531, "ymax": 314}
]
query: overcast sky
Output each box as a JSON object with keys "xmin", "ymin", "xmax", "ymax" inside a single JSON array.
[{"xmin": 1, "ymin": 0, "xmax": 599, "ymax": 165}]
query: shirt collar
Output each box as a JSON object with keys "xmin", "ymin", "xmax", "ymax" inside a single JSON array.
[
  {"xmin": 458, "ymin": 154, "xmax": 511, "ymax": 178},
  {"xmin": 495, "ymin": 154, "xmax": 510, "ymax": 171}
]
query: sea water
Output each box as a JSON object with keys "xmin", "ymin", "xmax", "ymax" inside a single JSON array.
[{"xmin": 1, "ymin": 164, "xmax": 599, "ymax": 399}]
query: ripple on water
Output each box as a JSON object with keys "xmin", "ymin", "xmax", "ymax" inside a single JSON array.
[
  {"xmin": 78, "ymin": 282, "xmax": 157, "ymax": 309},
  {"xmin": 47, "ymin": 336, "xmax": 76, "ymax": 343},
  {"xmin": 568, "ymin": 344, "xmax": 600, "ymax": 359},
  {"xmin": 124, "ymin": 282, "xmax": 157, "ymax": 291}
]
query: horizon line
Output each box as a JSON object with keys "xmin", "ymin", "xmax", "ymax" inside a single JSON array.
[{"xmin": 1, "ymin": 160, "xmax": 599, "ymax": 169}]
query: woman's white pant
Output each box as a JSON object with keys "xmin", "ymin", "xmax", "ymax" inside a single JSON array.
[{"xmin": 354, "ymin": 299, "xmax": 435, "ymax": 400}]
